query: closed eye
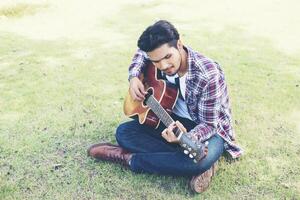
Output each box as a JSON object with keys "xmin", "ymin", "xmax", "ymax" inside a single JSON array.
[
  {"xmin": 149, "ymin": 53, "xmax": 172, "ymax": 63},
  {"xmin": 165, "ymin": 54, "xmax": 172, "ymax": 59}
]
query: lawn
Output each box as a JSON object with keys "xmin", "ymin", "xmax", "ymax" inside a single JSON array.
[{"xmin": 0, "ymin": 0, "xmax": 300, "ymax": 199}]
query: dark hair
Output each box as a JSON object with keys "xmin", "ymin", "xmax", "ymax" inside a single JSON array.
[{"xmin": 137, "ymin": 20, "xmax": 180, "ymax": 52}]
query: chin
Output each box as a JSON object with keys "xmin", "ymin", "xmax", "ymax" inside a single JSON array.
[
  {"xmin": 167, "ymin": 68, "xmax": 179, "ymax": 76},
  {"xmin": 167, "ymin": 72, "xmax": 177, "ymax": 76}
]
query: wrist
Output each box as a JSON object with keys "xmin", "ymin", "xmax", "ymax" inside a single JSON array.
[{"xmin": 128, "ymin": 75, "xmax": 138, "ymax": 82}]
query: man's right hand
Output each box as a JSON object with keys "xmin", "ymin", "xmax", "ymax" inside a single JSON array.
[{"xmin": 129, "ymin": 77, "xmax": 147, "ymax": 101}]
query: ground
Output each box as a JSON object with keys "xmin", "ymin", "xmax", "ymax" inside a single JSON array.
[{"xmin": 0, "ymin": 0, "xmax": 300, "ymax": 199}]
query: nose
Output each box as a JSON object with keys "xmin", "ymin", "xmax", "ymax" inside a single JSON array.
[{"xmin": 158, "ymin": 59, "xmax": 170, "ymax": 71}]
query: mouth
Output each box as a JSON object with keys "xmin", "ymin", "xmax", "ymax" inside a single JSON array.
[{"xmin": 164, "ymin": 66, "xmax": 174, "ymax": 74}]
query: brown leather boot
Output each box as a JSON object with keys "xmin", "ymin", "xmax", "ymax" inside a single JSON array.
[
  {"xmin": 87, "ymin": 143, "xmax": 132, "ymax": 167},
  {"xmin": 189, "ymin": 161, "xmax": 218, "ymax": 193}
]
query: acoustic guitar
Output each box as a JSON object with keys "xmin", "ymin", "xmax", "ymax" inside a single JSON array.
[{"xmin": 123, "ymin": 62, "xmax": 206, "ymax": 163}]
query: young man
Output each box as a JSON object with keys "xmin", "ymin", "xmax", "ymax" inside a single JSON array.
[{"xmin": 88, "ymin": 20, "xmax": 243, "ymax": 193}]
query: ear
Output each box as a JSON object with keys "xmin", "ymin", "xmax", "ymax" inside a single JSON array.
[{"xmin": 177, "ymin": 39, "xmax": 183, "ymax": 50}]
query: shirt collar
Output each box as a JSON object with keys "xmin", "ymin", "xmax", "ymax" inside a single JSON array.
[{"xmin": 184, "ymin": 45, "xmax": 199, "ymax": 81}]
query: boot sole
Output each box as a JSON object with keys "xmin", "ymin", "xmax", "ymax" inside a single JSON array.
[{"xmin": 190, "ymin": 161, "xmax": 218, "ymax": 193}]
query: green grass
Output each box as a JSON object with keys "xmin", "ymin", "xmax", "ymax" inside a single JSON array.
[{"xmin": 1, "ymin": 1, "xmax": 300, "ymax": 199}]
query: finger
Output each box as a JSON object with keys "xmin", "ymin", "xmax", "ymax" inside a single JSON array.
[
  {"xmin": 167, "ymin": 122, "xmax": 176, "ymax": 133},
  {"xmin": 138, "ymin": 88, "xmax": 146, "ymax": 99},
  {"xmin": 175, "ymin": 121, "xmax": 187, "ymax": 132},
  {"xmin": 134, "ymin": 87, "xmax": 145, "ymax": 99},
  {"xmin": 162, "ymin": 132, "xmax": 170, "ymax": 142},
  {"xmin": 161, "ymin": 134, "xmax": 166, "ymax": 141},
  {"xmin": 137, "ymin": 82, "xmax": 147, "ymax": 95},
  {"xmin": 133, "ymin": 94, "xmax": 143, "ymax": 101},
  {"xmin": 129, "ymin": 88, "xmax": 136, "ymax": 98},
  {"xmin": 161, "ymin": 129, "xmax": 168, "ymax": 137},
  {"xmin": 135, "ymin": 95, "xmax": 144, "ymax": 101},
  {"xmin": 130, "ymin": 87, "xmax": 141, "ymax": 101},
  {"xmin": 169, "ymin": 121, "xmax": 176, "ymax": 129}
]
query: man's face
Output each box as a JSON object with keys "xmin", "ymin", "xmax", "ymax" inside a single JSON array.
[{"xmin": 146, "ymin": 43, "xmax": 181, "ymax": 76}]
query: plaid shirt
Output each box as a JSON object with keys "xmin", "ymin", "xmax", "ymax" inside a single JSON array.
[{"xmin": 128, "ymin": 46, "xmax": 243, "ymax": 158}]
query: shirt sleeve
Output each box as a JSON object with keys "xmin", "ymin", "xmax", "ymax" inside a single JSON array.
[
  {"xmin": 128, "ymin": 49, "xmax": 147, "ymax": 81},
  {"xmin": 185, "ymin": 70, "xmax": 224, "ymax": 143}
]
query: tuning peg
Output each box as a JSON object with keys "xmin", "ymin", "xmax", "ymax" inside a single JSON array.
[
  {"xmin": 188, "ymin": 147, "xmax": 192, "ymax": 151},
  {"xmin": 182, "ymin": 143, "xmax": 187, "ymax": 148},
  {"xmin": 184, "ymin": 150, "xmax": 189, "ymax": 154},
  {"xmin": 193, "ymin": 152, "xmax": 197, "ymax": 157},
  {"xmin": 193, "ymin": 159, "xmax": 197, "ymax": 163},
  {"xmin": 189, "ymin": 154, "xmax": 194, "ymax": 158}
]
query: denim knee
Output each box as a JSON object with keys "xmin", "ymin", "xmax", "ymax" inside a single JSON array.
[
  {"xmin": 183, "ymin": 135, "xmax": 224, "ymax": 175},
  {"xmin": 115, "ymin": 123, "xmax": 128, "ymax": 146},
  {"xmin": 184, "ymin": 157, "xmax": 215, "ymax": 176}
]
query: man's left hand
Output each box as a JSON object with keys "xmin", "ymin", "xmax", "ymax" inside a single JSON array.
[{"xmin": 161, "ymin": 121, "xmax": 187, "ymax": 143}]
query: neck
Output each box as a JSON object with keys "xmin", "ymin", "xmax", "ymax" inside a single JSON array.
[{"xmin": 177, "ymin": 47, "xmax": 188, "ymax": 77}]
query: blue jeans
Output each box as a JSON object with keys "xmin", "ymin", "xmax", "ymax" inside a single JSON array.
[{"xmin": 116, "ymin": 115, "xmax": 224, "ymax": 176}]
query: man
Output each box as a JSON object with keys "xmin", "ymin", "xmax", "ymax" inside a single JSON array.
[{"xmin": 88, "ymin": 20, "xmax": 243, "ymax": 193}]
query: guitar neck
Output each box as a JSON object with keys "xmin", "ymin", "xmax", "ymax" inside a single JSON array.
[
  {"xmin": 144, "ymin": 93, "xmax": 206, "ymax": 163},
  {"xmin": 145, "ymin": 95, "xmax": 181, "ymax": 136}
]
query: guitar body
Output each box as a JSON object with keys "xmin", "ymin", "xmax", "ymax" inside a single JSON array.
[
  {"xmin": 123, "ymin": 62, "xmax": 179, "ymax": 128},
  {"xmin": 124, "ymin": 63, "xmax": 207, "ymax": 163}
]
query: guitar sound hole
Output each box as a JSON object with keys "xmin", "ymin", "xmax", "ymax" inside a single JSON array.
[{"xmin": 143, "ymin": 88, "xmax": 153, "ymax": 106}]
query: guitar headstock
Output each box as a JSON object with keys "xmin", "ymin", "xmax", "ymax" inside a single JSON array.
[{"xmin": 178, "ymin": 133, "xmax": 207, "ymax": 163}]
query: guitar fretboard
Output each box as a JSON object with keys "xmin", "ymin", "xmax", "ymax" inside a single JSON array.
[{"xmin": 145, "ymin": 95, "xmax": 181, "ymax": 137}]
